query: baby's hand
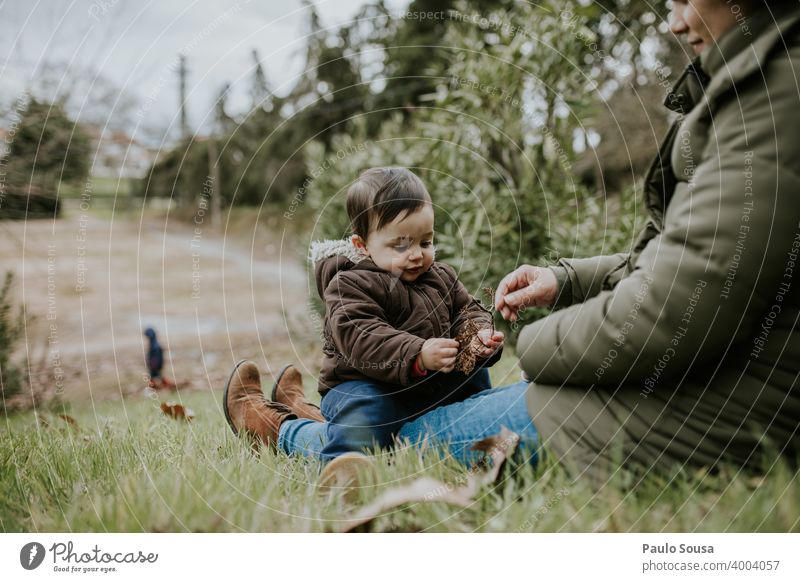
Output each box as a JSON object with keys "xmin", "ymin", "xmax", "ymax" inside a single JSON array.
[
  {"xmin": 470, "ymin": 328, "xmax": 505, "ymax": 358},
  {"xmin": 420, "ymin": 338, "xmax": 460, "ymax": 373}
]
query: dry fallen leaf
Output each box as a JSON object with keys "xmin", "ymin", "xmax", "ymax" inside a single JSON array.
[
  {"xmin": 57, "ymin": 414, "xmax": 80, "ymax": 429},
  {"xmin": 35, "ymin": 413, "xmax": 80, "ymax": 432},
  {"xmin": 160, "ymin": 402, "xmax": 195, "ymax": 421},
  {"xmin": 340, "ymin": 427, "xmax": 520, "ymax": 532}
]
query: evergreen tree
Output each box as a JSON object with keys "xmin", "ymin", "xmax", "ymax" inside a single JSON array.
[{"xmin": 3, "ymin": 97, "xmax": 90, "ymax": 202}]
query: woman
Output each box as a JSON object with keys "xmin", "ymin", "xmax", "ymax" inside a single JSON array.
[
  {"xmin": 513, "ymin": 0, "xmax": 800, "ymax": 480},
  {"xmin": 224, "ymin": 0, "xmax": 800, "ymax": 482}
]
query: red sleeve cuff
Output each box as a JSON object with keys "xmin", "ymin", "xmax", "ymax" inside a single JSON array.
[{"xmin": 411, "ymin": 356, "xmax": 428, "ymax": 378}]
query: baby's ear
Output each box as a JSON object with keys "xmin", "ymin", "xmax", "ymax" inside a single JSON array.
[{"xmin": 351, "ymin": 234, "xmax": 369, "ymax": 255}]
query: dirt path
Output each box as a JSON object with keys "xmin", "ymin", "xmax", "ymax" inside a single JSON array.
[{"xmin": 0, "ymin": 202, "xmax": 320, "ymax": 403}]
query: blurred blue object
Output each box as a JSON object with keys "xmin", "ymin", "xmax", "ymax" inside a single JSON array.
[{"xmin": 143, "ymin": 327, "xmax": 163, "ymax": 380}]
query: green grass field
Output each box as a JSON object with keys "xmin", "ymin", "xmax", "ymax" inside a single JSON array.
[
  {"xmin": 2, "ymin": 197, "xmax": 799, "ymax": 533},
  {"xmin": 3, "ymin": 372, "xmax": 799, "ymax": 533}
]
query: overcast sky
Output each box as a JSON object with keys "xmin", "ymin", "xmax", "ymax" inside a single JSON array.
[{"xmin": 0, "ymin": 0, "xmax": 409, "ymax": 145}]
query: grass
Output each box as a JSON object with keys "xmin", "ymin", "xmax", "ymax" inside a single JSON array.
[
  {"xmin": 2, "ymin": 186, "xmax": 798, "ymax": 533},
  {"xmin": 59, "ymin": 176, "xmax": 136, "ymax": 199},
  {"xmin": 2, "ymin": 365, "xmax": 799, "ymax": 533}
]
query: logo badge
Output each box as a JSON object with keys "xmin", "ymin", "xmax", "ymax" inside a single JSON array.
[{"xmin": 20, "ymin": 542, "xmax": 46, "ymax": 570}]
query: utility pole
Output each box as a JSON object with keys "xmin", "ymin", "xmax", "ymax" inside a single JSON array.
[
  {"xmin": 179, "ymin": 54, "xmax": 189, "ymax": 140},
  {"xmin": 207, "ymin": 137, "xmax": 221, "ymax": 231},
  {"xmin": 206, "ymin": 81, "xmax": 230, "ymax": 231}
]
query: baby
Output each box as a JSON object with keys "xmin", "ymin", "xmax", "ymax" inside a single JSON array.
[
  {"xmin": 223, "ymin": 167, "xmax": 505, "ymax": 462},
  {"xmin": 307, "ymin": 166, "xmax": 505, "ymax": 460}
]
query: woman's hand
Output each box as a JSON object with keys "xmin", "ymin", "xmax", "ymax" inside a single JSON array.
[
  {"xmin": 420, "ymin": 338, "xmax": 459, "ymax": 373},
  {"xmin": 470, "ymin": 328, "xmax": 505, "ymax": 358},
  {"xmin": 495, "ymin": 265, "xmax": 558, "ymax": 321}
]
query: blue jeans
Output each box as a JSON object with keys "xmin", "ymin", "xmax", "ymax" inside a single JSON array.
[
  {"xmin": 277, "ymin": 378, "xmax": 539, "ymax": 466},
  {"xmin": 320, "ymin": 367, "xmax": 491, "ymax": 462}
]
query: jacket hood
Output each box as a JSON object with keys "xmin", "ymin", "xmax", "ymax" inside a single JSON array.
[
  {"xmin": 310, "ymin": 238, "xmax": 377, "ymax": 298},
  {"xmin": 309, "ymin": 238, "xmax": 366, "ymax": 265}
]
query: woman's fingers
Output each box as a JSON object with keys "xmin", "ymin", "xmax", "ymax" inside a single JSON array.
[
  {"xmin": 496, "ymin": 267, "xmax": 526, "ymax": 309},
  {"xmin": 500, "ymin": 301, "xmax": 518, "ymax": 321},
  {"xmin": 504, "ymin": 285, "xmax": 533, "ymax": 309},
  {"xmin": 495, "ymin": 272, "xmax": 514, "ymax": 311},
  {"xmin": 497, "ymin": 266, "xmax": 537, "ymax": 319}
]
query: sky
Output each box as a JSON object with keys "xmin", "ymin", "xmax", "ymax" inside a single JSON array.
[{"xmin": 0, "ymin": 0, "xmax": 409, "ymax": 146}]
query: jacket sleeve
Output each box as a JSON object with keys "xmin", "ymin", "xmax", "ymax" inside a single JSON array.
[
  {"xmin": 440, "ymin": 263, "xmax": 504, "ymax": 367},
  {"xmin": 518, "ymin": 58, "xmax": 800, "ymax": 386},
  {"xmin": 324, "ymin": 272, "xmax": 426, "ymax": 386},
  {"xmin": 549, "ymin": 254, "xmax": 630, "ymax": 309}
]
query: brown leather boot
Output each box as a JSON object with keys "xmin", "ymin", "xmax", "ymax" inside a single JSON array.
[
  {"xmin": 270, "ymin": 364, "xmax": 325, "ymax": 422},
  {"xmin": 223, "ymin": 360, "xmax": 297, "ymax": 449}
]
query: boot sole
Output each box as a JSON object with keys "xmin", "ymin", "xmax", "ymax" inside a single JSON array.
[
  {"xmin": 270, "ymin": 363, "xmax": 293, "ymax": 402},
  {"xmin": 222, "ymin": 359, "xmax": 250, "ymax": 436}
]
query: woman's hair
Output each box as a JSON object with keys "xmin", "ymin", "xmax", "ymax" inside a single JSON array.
[{"xmin": 346, "ymin": 167, "xmax": 432, "ymax": 239}]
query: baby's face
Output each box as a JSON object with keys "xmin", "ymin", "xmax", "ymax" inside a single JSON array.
[{"xmin": 359, "ymin": 204, "xmax": 435, "ymax": 282}]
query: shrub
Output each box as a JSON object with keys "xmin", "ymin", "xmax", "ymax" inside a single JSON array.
[{"xmin": 0, "ymin": 272, "xmax": 26, "ymax": 406}]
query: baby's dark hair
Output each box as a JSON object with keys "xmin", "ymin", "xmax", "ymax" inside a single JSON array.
[{"xmin": 346, "ymin": 167, "xmax": 432, "ymax": 240}]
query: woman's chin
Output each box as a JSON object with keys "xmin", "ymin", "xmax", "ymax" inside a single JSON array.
[{"xmin": 690, "ymin": 41, "xmax": 706, "ymax": 54}]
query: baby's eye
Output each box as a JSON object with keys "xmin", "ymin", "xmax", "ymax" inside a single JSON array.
[
  {"xmin": 393, "ymin": 243, "xmax": 410, "ymax": 252},
  {"xmin": 421, "ymin": 241, "xmax": 433, "ymax": 248}
]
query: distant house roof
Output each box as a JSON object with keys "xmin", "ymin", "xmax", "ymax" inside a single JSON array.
[{"xmin": 86, "ymin": 125, "xmax": 156, "ymax": 179}]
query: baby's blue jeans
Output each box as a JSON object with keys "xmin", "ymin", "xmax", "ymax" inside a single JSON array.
[{"xmin": 277, "ymin": 370, "xmax": 539, "ymax": 466}]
